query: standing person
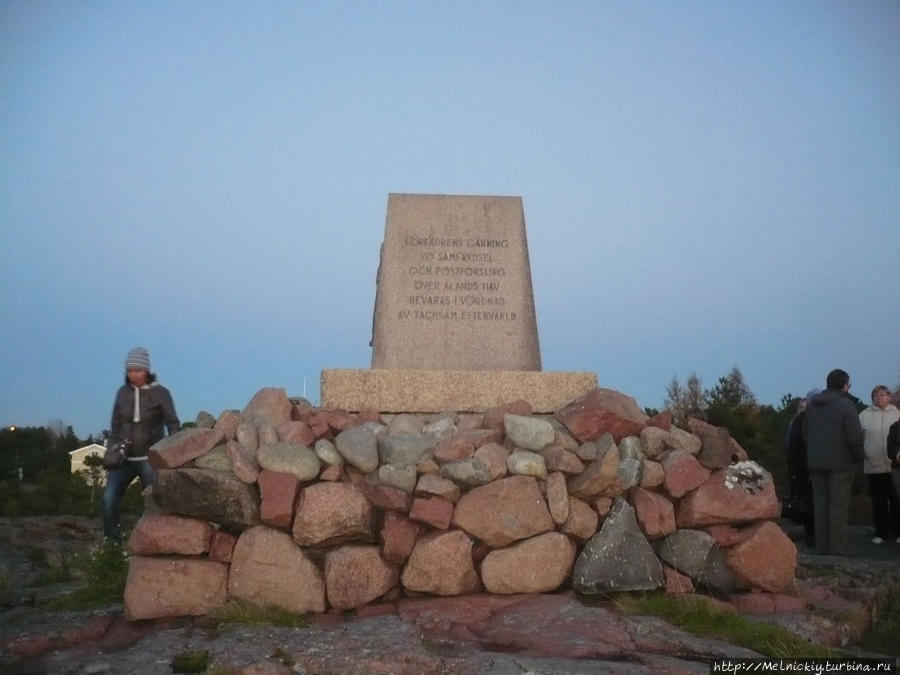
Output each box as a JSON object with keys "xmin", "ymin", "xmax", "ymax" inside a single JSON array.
[
  {"xmin": 888, "ymin": 419, "xmax": 900, "ymax": 509},
  {"xmin": 102, "ymin": 347, "xmax": 180, "ymax": 541},
  {"xmin": 803, "ymin": 369, "xmax": 865, "ymax": 555},
  {"xmin": 859, "ymin": 385, "xmax": 900, "ymax": 543},
  {"xmin": 786, "ymin": 390, "xmax": 819, "ymax": 546}
]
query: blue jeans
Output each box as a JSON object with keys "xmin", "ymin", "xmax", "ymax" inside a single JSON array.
[{"xmin": 102, "ymin": 460, "xmax": 155, "ymax": 540}]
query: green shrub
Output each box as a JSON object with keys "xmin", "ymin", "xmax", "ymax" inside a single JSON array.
[{"xmin": 47, "ymin": 539, "xmax": 129, "ymax": 609}]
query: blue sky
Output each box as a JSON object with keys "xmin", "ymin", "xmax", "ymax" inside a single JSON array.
[{"xmin": 2, "ymin": 1, "xmax": 898, "ymax": 438}]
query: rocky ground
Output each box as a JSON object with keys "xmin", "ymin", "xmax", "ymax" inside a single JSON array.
[{"xmin": 1, "ymin": 516, "xmax": 898, "ymax": 675}]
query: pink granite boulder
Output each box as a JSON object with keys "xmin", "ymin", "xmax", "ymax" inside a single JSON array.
[
  {"xmin": 688, "ymin": 418, "xmax": 742, "ymax": 469},
  {"xmin": 631, "ymin": 487, "xmax": 676, "ymax": 538},
  {"xmin": 209, "ymin": 528, "xmax": 237, "ymax": 563},
  {"xmin": 293, "ymin": 482, "xmax": 374, "ymax": 547},
  {"xmin": 380, "ymin": 511, "xmax": 421, "ymax": 563},
  {"xmin": 676, "ymin": 463, "xmax": 780, "ymax": 527},
  {"xmin": 366, "ymin": 485, "xmax": 412, "ymax": 512},
  {"xmin": 213, "ymin": 409, "xmax": 241, "ymax": 439},
  {"xmin": 546, "ymin": 471, "xmax": 570, "ymax": 525},
  {"xmin": 414, "ymin": 474, "xmax": 461, "ymax": 503},
  {"xmin": 124, "ymin": 556, "xmax": 227, "ymax": 620},
  {"xmin": 725, "ymin": 520, "xmax": 798, "ymax": 593},
  {"xmin": 325, "ymin": 545, "xmax": 399, "ymax": 610},
  {"xmin": 127, "ymin": 514, "xmax": 213, "ymax": 556},
  {"xmin": 228, "ymin": 526, "xmax": 325, "ymax": 614},
  {"xmin": 640, "ymin": 459, "xmax": 665, "ymax": 489},
  {"xmin": 226, "ymin": 439, "xmax": 260, "ymax": 484},
  {"xmin": 663, "ymin": 564, "xmax": 694, "ymax": 594},
  {"xmin": 434, "ymin": 436, "xmax": 476, "ymax": 462},
  {"xmin": 661, "ymin": 450, "xmax": 711, "ymax": 499},
  {"xmin": 480, "ymin": 532, "xmax": 576, "ymax": 594},
  {"xmin": 666, "ymin": 427, "xmax": 702, "ymax": 455},
  {"xmin": 560, "ymin": 496, "xmax": 599, "ymax": 541},
  {"xmin": 148, "ymin": 428, "xmax": 224, "ymax": 469},
  {"xmin": 409, "ymin": 496, "xmax": 454, "ymax": 530},
  {"xmin": 472, "ymin": 442, "xmax": 510, "ymax": 481},
  {"xmin": 241, "ymin": 387, "xmax": 293, "ymax": 426},
  {"xmin": 554, "ymin": 388, "xmax": 649, "ymax": 443},
  {"xmin": 277, "ymin": 420, "xmax": 315, "ymax": 446},
  {"xmin": 400, "ymin": 530, "xmax": 480, "ymax": 596},
  {"xmin": 258, "ymin": 470, "xmax": 300, "ymax": 530},
  {"xmin": 452, "ymin": 475, "xmax": 553, "ymax": 548}
]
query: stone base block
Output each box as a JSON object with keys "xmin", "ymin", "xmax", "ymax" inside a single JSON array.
[{"xmin": 320, "ymin": 369, "xmax": 597, "ymax": 414}]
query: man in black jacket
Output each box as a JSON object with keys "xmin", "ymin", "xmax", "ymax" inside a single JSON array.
[{"xmin": 803, "ymin": 369, "xmax": 865, "ymax": 555}]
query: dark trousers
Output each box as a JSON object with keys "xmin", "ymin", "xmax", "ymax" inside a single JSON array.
[
  {"xmin": 867, "ymin": 473, "xmax": 900, "ymax": 539},
  {"xmin": 810, "ymin": 469, "xmax": 854, "ymax": 555}
]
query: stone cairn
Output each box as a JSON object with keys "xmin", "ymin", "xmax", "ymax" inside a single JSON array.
[{"xmin": 124, "ymin": 387, "xmax": 797, "ymax": 620}]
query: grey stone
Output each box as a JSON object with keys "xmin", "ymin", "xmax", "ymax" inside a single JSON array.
[
  {"xmin": 377, "ymin": 433, "xmax": 436, "ymax": 465},
  {"xmin": 657, "ymin": 529, "xmax": 715, "ymax": 579},
  {"xmin": 314, "ymin": 439, "xmax": 344, "ymax": 466},
  {"xmin": 359, "ymin": 421, "xmax": 387, "ymax": 436},
  {"xmin": 617, "ymin": 457, "xmax": 643, "ymax": 490},
  {"xmin": 258, "ymin": 423, "xmax": 279, "ymax": 447},
  {"xmin": 335, "ymin": 425, "xmax": 379, "ymax": 473},
  {"xmin": 506, "ymin": 450, "xmax": 548, "ymax": 479},
  {"xmin": 618, "ymin": 436, "xmax": 645, "ymax": 461},
  {"xmin": 376, "ymin": 463, "xmax": 417, "ymax": 493},
  {"xmin": 256, "ymin": 442, "xmax": 320, "ymax": 481},
  {"xmin": 154, "ymin": 468, "xmax": 260, "ymax": 531},
  {"xmin": 423, "ymin": 417, "xmax": 457, "ymax": 441},
  {"xmin": 573, "ymin": 498, "xmax": 663, "ymax": 594},
  {"xmin": 370, "ymin": 193, "xmax": 542, "ymax": 371},
  {"xmin": 439, "ymin": 458, "xmax": 494, "ymax": 486},
  {"xmin": 574, "ymin": 441, "xmax": 598, "ymax": 462},
  {"xmin": 387, "ymin": 414, "xmax": 424, "ymax": 435},
  {"xmin": 194, "ymin": 411, "xmax": 216, "ymax": 429},
  {"xmin": 504, "ymin": 413, "xmax": 555, "ymax": 451},
  {"xmin": 696, "ymin": 546, "xmax": 737, "ymax": 593},
  {"xmin": 236, "ymin": 421, "xmax": 259, "ymax": 453},
  {"xmin": 194, "ymin": 445, "xmax": 232, "ymax": 472}
]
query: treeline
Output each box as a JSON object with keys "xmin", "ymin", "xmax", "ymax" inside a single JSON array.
[
  {"xmin": 0, "ymin": 425, "xmax": 142, "ymax": 518},
  {"xmin": 655, "ymin": 367, "xmax": 799, "ymax": 494}
]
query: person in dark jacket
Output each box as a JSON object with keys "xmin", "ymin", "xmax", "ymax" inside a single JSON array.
[
  {"xmin": 888, "ymin": 418, "xmax": 900, "ymax": 517},
  {"xmin": 102, "ymin": 347, "xmax": 180, "ymax": 541},
  {"xmin": 802, "ymin": 369, "xmax": 865, "ymax": 555},
  {"xmin": 786, "ymin": 391, "xmax": 819, "ymax": 546}
]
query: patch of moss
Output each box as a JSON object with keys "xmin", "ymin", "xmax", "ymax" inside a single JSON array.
[
  {"xmin": 171, "ymin": 649, "xmax": 209, "ymax": 673},
  {"xmin": 209, "ymin": 598, "xmax": 309, "ymax": 628},
  {"xmin": 614, "ymin": 591, "xmax": 840, "ymax": 659}
]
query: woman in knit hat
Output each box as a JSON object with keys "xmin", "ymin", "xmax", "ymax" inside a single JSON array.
[{"xmin": 102, "ymin": 347, "xmax": 180, "ymax": 541}]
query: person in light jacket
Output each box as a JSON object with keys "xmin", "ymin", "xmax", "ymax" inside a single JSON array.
[
  {"xmin": 859, "ymin": 385, "xmax": 900, "ymax": 544},
  {"xmin": 102, "ymin": 347, "xmax": 179, "ymax": 541}
]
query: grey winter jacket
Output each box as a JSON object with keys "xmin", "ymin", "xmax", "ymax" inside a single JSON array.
[
  {"xmin": 110, "ymin": 381, "xmax": 180, "ymax": 461},
  {"xmin": 803, "ymin": 389, "xmax": 864, "ymax": 470}
]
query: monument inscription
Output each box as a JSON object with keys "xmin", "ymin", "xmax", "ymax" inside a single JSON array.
[{"xmin": 371, "ymin": 194, "xmax": 541, "ymax": 371}]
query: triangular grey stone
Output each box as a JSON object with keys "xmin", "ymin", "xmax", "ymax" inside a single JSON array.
[{"xmin": 573, "ymin": 497, "xmax": 663, "ymax": 594}]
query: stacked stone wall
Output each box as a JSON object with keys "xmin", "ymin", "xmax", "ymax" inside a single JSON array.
[{"xmin": 123, "ymin": 387, "xmax": 797, "ymax": 620}]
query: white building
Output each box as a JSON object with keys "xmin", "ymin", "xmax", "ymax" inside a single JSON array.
[{"xmin": 69, "ymin": 443, "xmax": 106, "ymax": 483}]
